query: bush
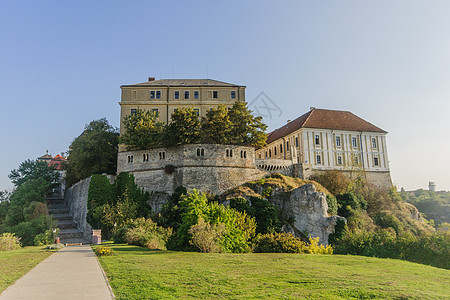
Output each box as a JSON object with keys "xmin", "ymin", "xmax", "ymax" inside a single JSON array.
[
  {"xmin": 45, "ymin": 243, "xmax": 65, "ymax": 250},
  {"xmin": 304, "ymin": 237, "xmax": 333, "ymax": 254},
  {"xmin": 310, "ymin": 170, "xmax": 350, "ymax": 196},
  {"xmin": 253, "ymin": 232, "xmax": 306, "ymax": 253},
  {"xmin": 0, "ymin": 233, "xmax": 21, "ymax": 251},
  {"xmin": 124, "ymin": 218, "xmax": 172, "ymax": 250},
  {"xmin": 189, "ymin": 218, "xmax": 226, "ymax": 253},
  {"xmin": 7, "ymin": 215, "xmax": 57, "ymax": 246},
  {"xmin": 326, "ymin": 195, "xmax": 338, "ymax": 216},
  {"xmin": 336, "ymin": 192, "xmax": 367, "ymax": 219},
  {"xmin": 34, "ymin": 229, "xmax": 58, "ymax": 246},
  {"xmin": 173, "ymin": 190, "xmax": 256, "ymax": 253},
  {"xmin": 95, "ymin": 246, "xmax": 114, "ymax": 256}
]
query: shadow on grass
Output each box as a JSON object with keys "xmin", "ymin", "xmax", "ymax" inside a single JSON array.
[{"xmin": 103, "ymin": 244, "xmax": 183, "ymax": 256}]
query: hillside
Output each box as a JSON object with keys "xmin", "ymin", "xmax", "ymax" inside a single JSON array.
[
  {"xmin": 401, "ymin": 189, "xmax": 450, "ymax": 227},
  {"xmin": 93, "ymin": 244, "xmax": 450, "ymax": 299}
]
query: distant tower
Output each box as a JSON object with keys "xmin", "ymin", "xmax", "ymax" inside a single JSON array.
[{"xmin": 428, "ymin": 182, "xmax": 436, "ymax": 192}]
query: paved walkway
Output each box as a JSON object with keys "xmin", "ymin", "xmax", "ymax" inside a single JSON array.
[{"xmin": 0, "ymin": 245, "xmax": 114, "ymax": 299}]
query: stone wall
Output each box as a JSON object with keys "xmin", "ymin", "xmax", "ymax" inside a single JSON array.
[
  {"xmin": 63, "ymin": 175, "xmax": 115, "ymax": 239},
  {"xmin": 118, "ymin": 144, "xmax": 267, "ymax": 195},
  {"xmin": 311, "ymin": 169, "xmax": 392, "ymax": 190},
  {"xmin": 64, "ymin": 177, "xmax": 92, "ymax": 240}
]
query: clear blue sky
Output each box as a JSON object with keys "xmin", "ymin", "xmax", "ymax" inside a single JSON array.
[{"xmin": 1, "ymin": 1, "xmax": 449, "ymax": 191}]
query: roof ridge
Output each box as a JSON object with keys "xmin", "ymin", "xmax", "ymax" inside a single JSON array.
[{"xmin": 302, "ymin": 108, "xmax": 315, "ymax": 127}]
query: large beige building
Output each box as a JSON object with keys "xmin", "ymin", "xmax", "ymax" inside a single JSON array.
[
  {"xmin": 255, "ymin": 108, "xmax": 392, "ymax": 187},
  {"xmin": 119, "ymin": 78, "xmax": 245, "ymax": 133}
]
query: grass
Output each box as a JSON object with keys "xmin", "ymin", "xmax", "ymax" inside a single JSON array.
[
  {"xmin": 0, "ymin": 246, "xmax": 53, "ymax": 293},
  {"xmin": 93, "ymin": 244, "xmax": 450, "ymax": 299}
]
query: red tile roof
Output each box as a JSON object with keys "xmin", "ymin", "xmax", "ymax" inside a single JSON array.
[
  {"xmin": 49, "ymin": 154, "xmax": 66, "ymax": 171},
  {"xmin": 266, "ymin": 108, "xmax": 386, "ymax": 144}
]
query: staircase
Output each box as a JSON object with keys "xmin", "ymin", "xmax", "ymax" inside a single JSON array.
[{"xmin": 47, "ymin": 198, "xmax": 90, "ymax": 245}]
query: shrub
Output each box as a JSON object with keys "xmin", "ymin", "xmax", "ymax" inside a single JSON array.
[
  {"xmin": 189, "ymin": 218, "xmax": 226, "ymax": 253},
  {"xmin": 336, "ymin": 192, "xmax": 367, "ymax": 219},
  {"xmin": 253, "ymin": 232, "xmax": 306, "ymax": 253},
  {"xmin": 124, "ymin": 218, "xmax": 172, "ymax": 250},
  {"xmin": 326, "ymin": 195, "xmax": 338, "ymax": 216},
  {"xmin": 304, "ymin": 237, "xmax": 333, "ymax": 254},
  {"xmin": 45, "ymin": 243, "xmax": 65, "ymax": 250},
  {"xmin": 34, "ymin": 229, "xmax": 58, "ymax": 246},
  {"xmin": 173, "ymin": 190, "xmax": 256, "ymax": 253},
  {"xmin": 0, "ymin": 233, "xmax": 21, "ymax": 251},
  {"xmin": 95, "ymin": 246, "xmax": 114, "ymax": 256},
  {"xmin": 310, "ymin": 170, "xmax": 350, "ymax": 196}
]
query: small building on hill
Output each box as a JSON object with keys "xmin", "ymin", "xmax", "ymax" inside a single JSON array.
[
  {"xmin": 255, "ymin": 107, "xmax": 392, "ymax": 188},
  {"xmin": 38, "ymin": 151, "xmax": 67, "ymax": 197}
]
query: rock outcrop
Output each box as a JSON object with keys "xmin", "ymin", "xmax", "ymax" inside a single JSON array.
[{"xmin": 270, "ymin": 183, "xmax": 345, "ymax": 245}]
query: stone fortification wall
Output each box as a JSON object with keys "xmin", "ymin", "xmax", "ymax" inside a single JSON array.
[
  {"xmin": 311, "ymin": 169, "xmax": 392, "ymax": 190},
  {"xmin": 64, "ymin": 177, "xmax": 92, "ymax": 240},
  {"xmin": 118, "ymin": 144, "xmax": 267, "ymax": 195},
  {"xmin": 63, "ymin": 175, "xmax": 115, "ymax": 239}
]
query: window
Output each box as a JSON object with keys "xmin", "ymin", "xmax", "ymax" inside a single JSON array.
[
  {"xmin": 156, "ymin": 91, "xmax": 161, "ymax": 99},
  {"xmin": 194, "ymin": 91, "xmax": 199, "ymax": 99},
  {"xmin": 143, "ymin": 154, "xmax": 149, "ymax": 162},
  {"xmin": 159, "ymin": 151, "xmax": 166, "ymax": 160},
  {"xmin": 286, "ymin": 141, "xmax": 289, "ymax": 152},
  {"xmin": 352, "ymin": 137, "xmax": 358, "ymax": 148},
  {"xmin": 315, "ymin": 135, "xmax": 320, "ymax": 145},
  {"xmin": 150, "ymin": 91, "xmax": 155, "ymax": 99},
  {"xmin": 336, "ymin": 136, "xmax": 341, "ymax": 147},
  {"xmin": 197, "ymin": 148, "xmax": 205, "ymax": 157},
  {"xmin": 269, "ymin": 149, "xmax": 272, "ymax": 157},
  {"xmin": 265, "ymin": 151, "xmax": 268, "ymax": 158},
  {"xmin": 295, "ymin": 137, "xmax": 299, "ymax": 148},
  {"xmin": 337, "ymin": 154, "xmax": 342, "ymax": 165},
  {"xmin": 184, "ymin": 91, "xmax": 190, "ymax": 100},
  {"xmin": 127, "ymin": 155, "xmax": 134, "ymax": 163},
  {"xmin": 280, "ymin": 144, "xmax": 283, "ymax": 153},
  {"xmin": 316, "ymin": 154, "xmax": 322, "ymax": 165},
  {"xmin": 194, "ymin": 108, "xmax": 200, "ymax": 116},
  {"xmin": 231, "ymin": 91, "xmax": 236, "ymax": 99},
  {"xmin": 226, "ymin": 149, "xmax": 233, "ymax": 158},
  {"xmin": 372, "ymin": 138, "xmax": 377, "ymax": 148},
  {"xmin": 213, "ymin": 91, "xmax": 218, "ymax": 99},
  {"xmin": 374, "ymin": 156, "xmax": 379, "ymax": 166},
  {"xmin": 174, "ymin": 91, "xmax": 180, "ymax": 99},
  {"xmin": 131, "ymin": 109, "xmax": 137, "ymax": 116},
  {"xmin": 240, "ymin": 150, "xmax": 247, "ymax": 158},
  {"xmin": 274, "ymin": 147, "xmax": 277, "ymax": 156},
  {"xmin": 259, "ymin": 154, "xmax": 261, "ymax": 159}
]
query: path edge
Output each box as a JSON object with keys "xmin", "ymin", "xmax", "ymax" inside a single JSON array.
[{"xmin": 91, "ymin": 246, "xmax": 116, "ymax": 300}]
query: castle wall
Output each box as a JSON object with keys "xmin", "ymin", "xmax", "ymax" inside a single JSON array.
[
  {"xmin": 63, "ymin": 177, "xmax": 92, "ymax": 240},
  {"xmin": 118, "ymin": 144, "xmax": 267, "ymax": 195},
  {"xmin": 311, "ymin": 169, "xmax": 392, "ymax": 190}
]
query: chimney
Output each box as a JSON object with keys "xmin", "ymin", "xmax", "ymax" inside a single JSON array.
[
  {"xmin": 310, "ymin": 107, "xmax": 315, "ymax": 111},
  {"xmin": 148, "ymin": 77, "xmax": 155, "ymax": 82}
]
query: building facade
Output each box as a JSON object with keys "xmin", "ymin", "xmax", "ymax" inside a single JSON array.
[
  {"xmin": 255, "ymin": 108, "xmax": 392, "ymax": 188},
  {"xmin": 119, "ymin": 78, "xmax": 246, "ymax": 133}
]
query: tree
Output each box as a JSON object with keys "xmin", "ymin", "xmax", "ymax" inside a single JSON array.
[
  {"xmin": 65, "ymin": 118, "xmax": 119, "ymax": 186},
  {"xmin": 163, "ymin": 108, "xmax": 201, "ymax": 147},
  {"xmin": 201, "ymin": 105, "xmax": 232, "ymax": 144},
  {"xmin": 8, "ymin": 159, "xmax": 60, "ymax": 189},
  {"xmin": 228, "ymin": 101, "xmax": 267, "ymax": 148},
  {"xmin": 120, "ymin": 109, "xmax": 164, "ymax": 150}
]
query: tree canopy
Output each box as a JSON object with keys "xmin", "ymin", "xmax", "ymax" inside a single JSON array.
[
  {"xmin": 120, "ymin": 109, "xmax": 164, "ymax": 150},
  {"xmin": 120, "ymin": 102, "xmax": 267, "ymax": 150},
  {"xmin": 65, "ymin": 118, "xmax": 119, "ymax": 186},
  {"xmin": 8, "ymin": 159, "xmax": 60, "ymax": 189},
  {"xmin": 163, "ymin": 108, "xmax": 201, "ymax": 147}
]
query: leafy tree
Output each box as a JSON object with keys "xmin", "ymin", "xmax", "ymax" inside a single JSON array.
[
  {"xmin": 0, "ymin": 190, "xmax": 10, "ymax": 203},
  {"xmin": 228, "ymin": 101, "xmax": 267, "ymax": 148},
  {"xmin": 201, "ymin": 105, "xmax": 232, "ymax": 144},
  {"xmin": 120, "ymin": 109, "xmax": 164, "ymax": 150},
  {"xmin": 163, "ymin": 108, "xmax": 201, "ymax": 147},
  {"xmin": 8, "ymin": 160, "xmax": 59, "ymax": 189},
  {"xmin": 65, "ymin": 118, "xmax": 118, "ymax": 186}
]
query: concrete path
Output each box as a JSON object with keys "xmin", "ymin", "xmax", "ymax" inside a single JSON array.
[{"xmin": 0, "ymin": 245, "xmax": 114, "ymax": 300}]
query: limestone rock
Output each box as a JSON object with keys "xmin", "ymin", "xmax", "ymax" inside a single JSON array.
[{"xmin": 271, "ymin": 183, "xmax": 345, "ymax": 245}]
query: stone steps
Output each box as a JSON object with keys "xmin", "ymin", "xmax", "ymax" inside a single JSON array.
[{"xmin": 47, "ymin": 198, "xmax": 90, "ymax": 245}]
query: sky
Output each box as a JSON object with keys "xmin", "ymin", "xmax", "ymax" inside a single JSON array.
[{"xmin": 0, "ymin": 0, "xmax": 449, "ymax": 192}]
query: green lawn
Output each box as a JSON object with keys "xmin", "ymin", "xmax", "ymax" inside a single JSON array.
[
  {"xmin": 0, "ymin": 246, "xmax": 53, "ymax": 293},
  {"xmin": 93, "ymin": 244, "xmax": 450, "ymax": 299}
]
